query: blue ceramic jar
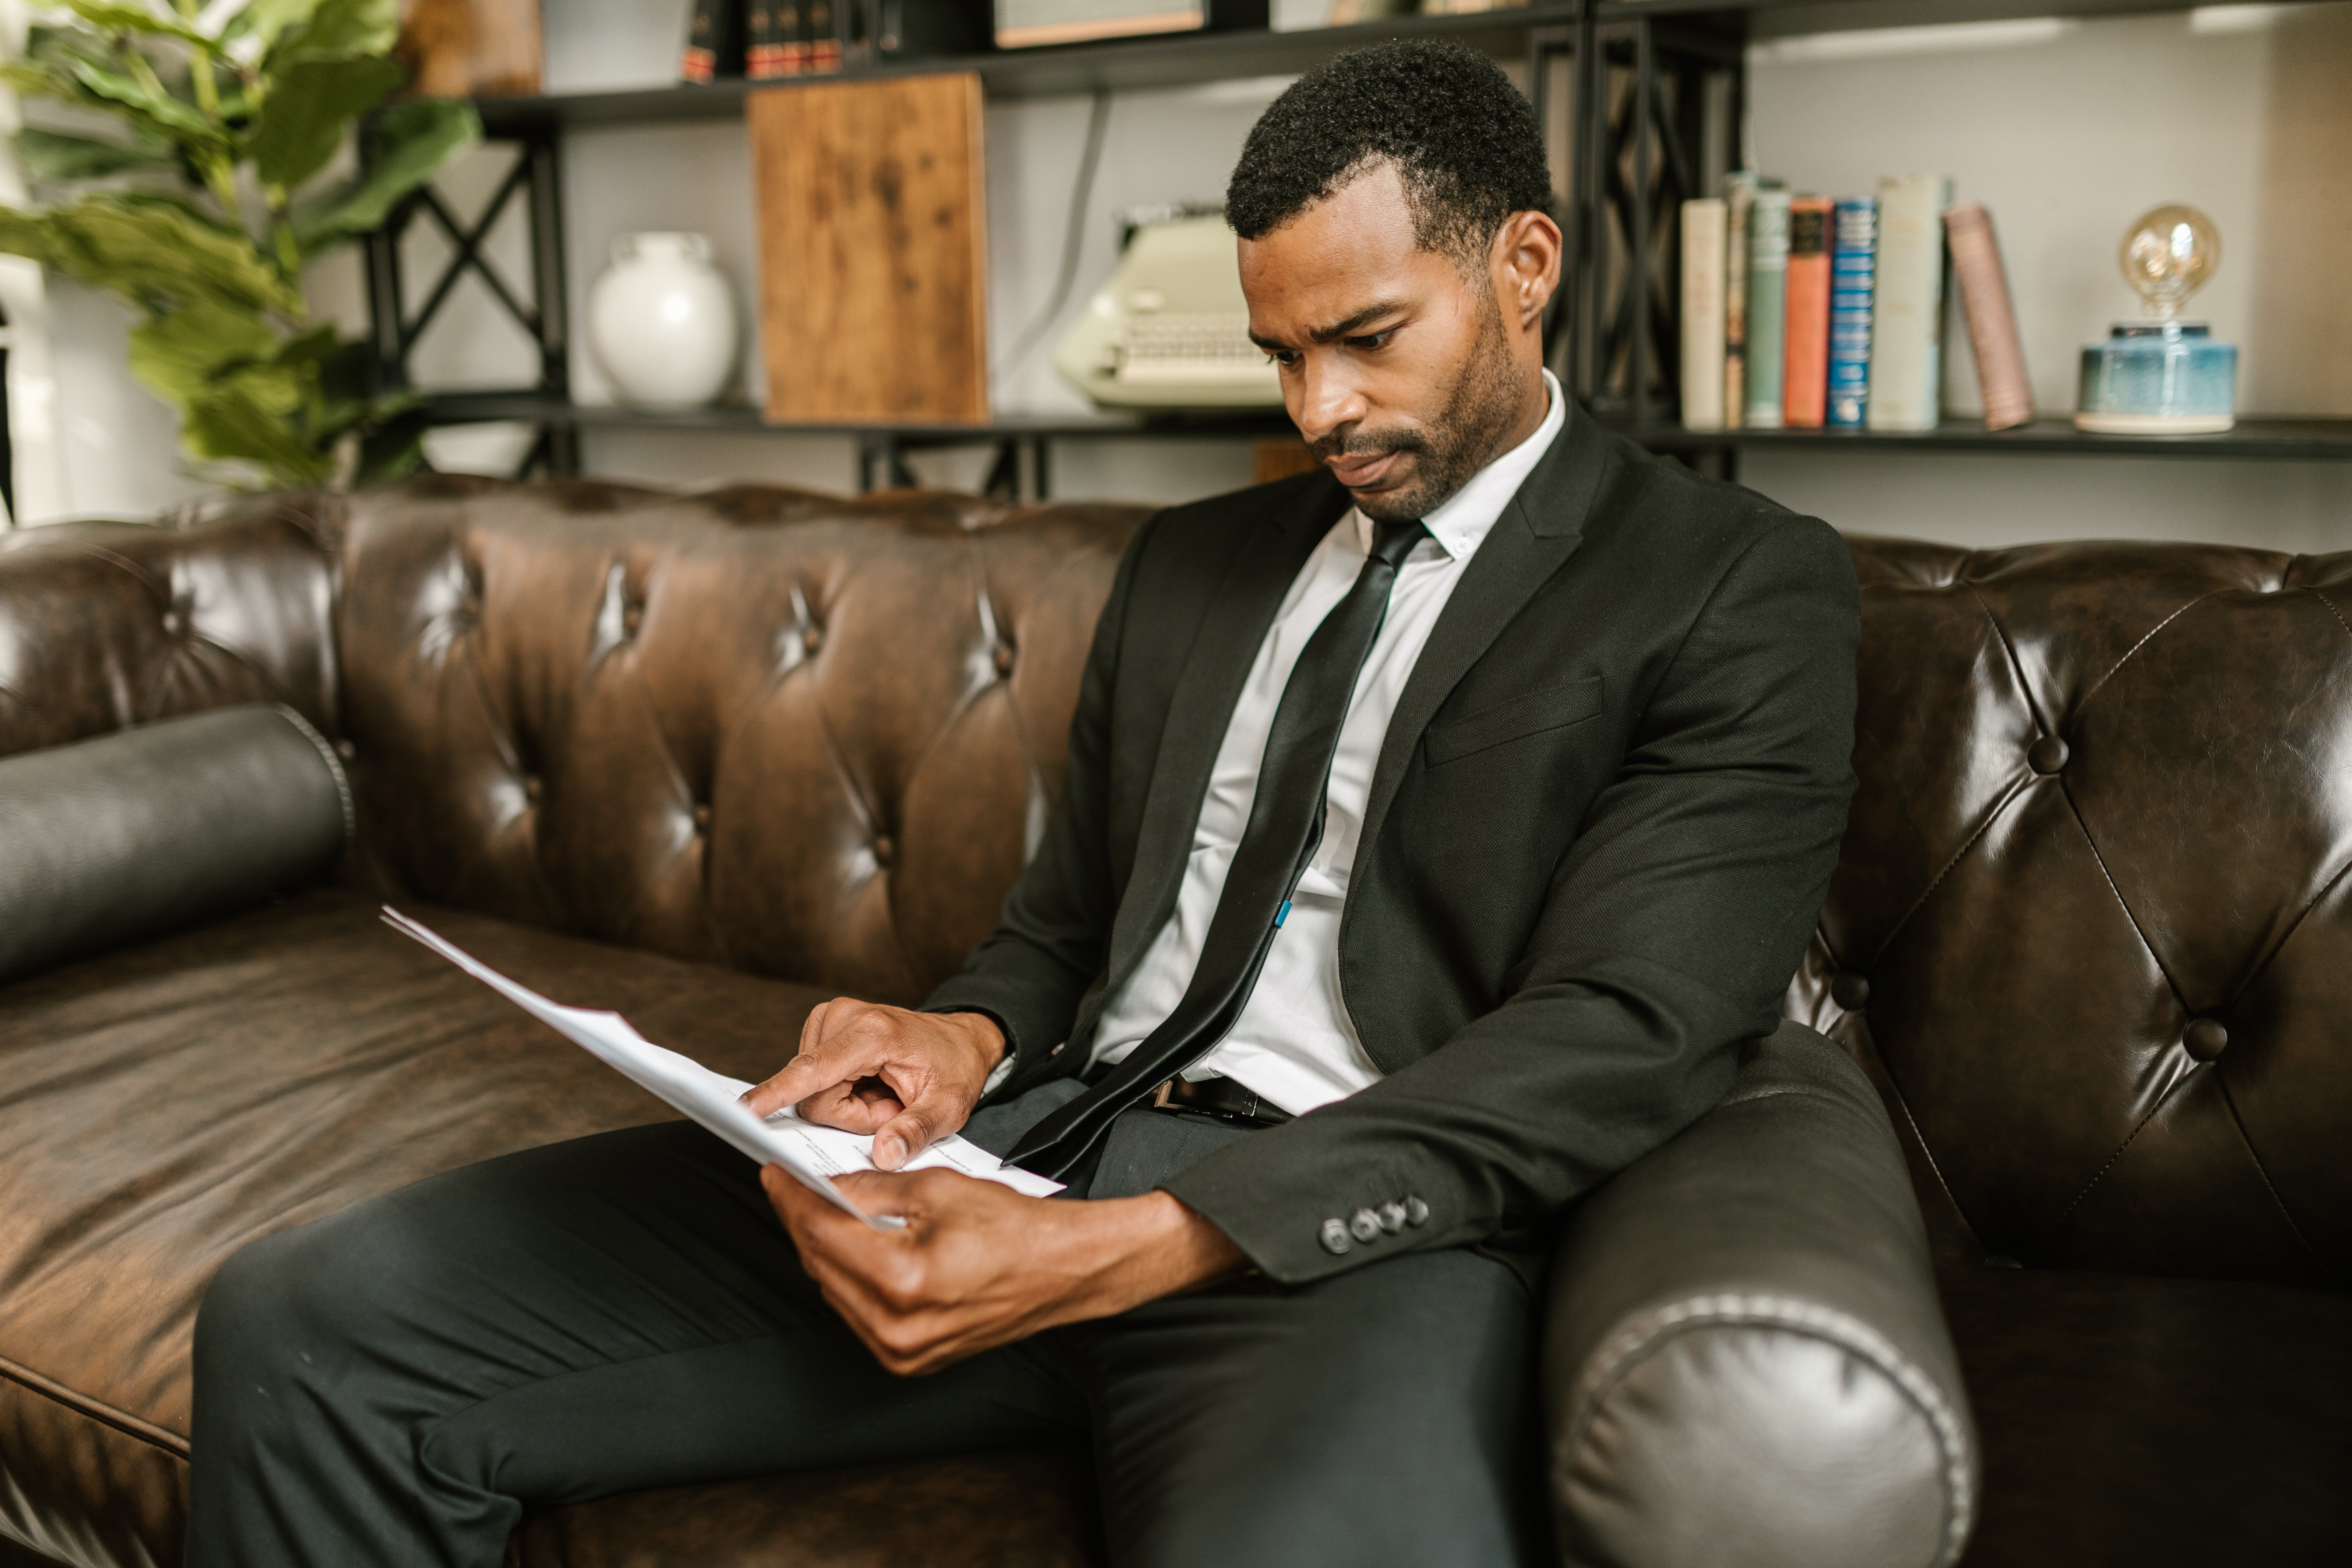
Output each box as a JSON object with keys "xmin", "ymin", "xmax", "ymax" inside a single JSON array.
[{"xmin": 2075, "ymin": 320, "xmax": 2236, "ymax": 434}]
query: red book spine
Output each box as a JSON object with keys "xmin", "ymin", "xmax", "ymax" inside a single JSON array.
[{"xmin": 1782, "ymin": 196, "xmax": 1832, "ymax": 428}]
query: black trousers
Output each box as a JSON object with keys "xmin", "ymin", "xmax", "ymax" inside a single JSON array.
[{"xmin": 185, "ymin": 1089, "xmax": 1543, "ymax": 1567}]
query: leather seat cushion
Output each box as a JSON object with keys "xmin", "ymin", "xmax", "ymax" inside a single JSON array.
[
  {"xmin": 1944, "ymin": 1265, "xmax": 2352, "ymax": 1566},
  {"xmin": 0, "ymin": 889, "xmax": 1089, "ymax": 1568}
]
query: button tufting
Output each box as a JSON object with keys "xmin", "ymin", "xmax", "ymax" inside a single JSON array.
[
  {"xmin": 993, "ymin": 643, "xmax": 1015, "ymax": 677},
  {"xmin": 160, "ymin": 610, "xmax": 186, "ymax": 637},
  {"xmin": 2028, "ymin": 736, "xmax": 2070, "ymax": 774},
  {"xmin": 334, "ymin": 739, "xmax": 357, "ymax": 762},
  {"xmin": 1830, "ymin": 972, "xmax": 1871, "ymax": 1010},
  {"xmin": 802, "ymin": 625, "xmax": 824, "ymax": 656},
  {"xmin": 1318, "ymin": 1218, "xmax": 1352, "ymax": 1256},
  {"xmin": 872, "ymin": 834, "xmax": 896, "ymax": 868},
  {"xmin": 622, "ymin": 604, "xmax": 644, "ymax": 637},
  {"xmin": 2183, "ymin": 1018, "xmax": 2230, "ymax": 1062},
  {"xmin": 692, "ymin": 804, "xmax": 712, "ymax": 834},
  {"xmin": 523, "ymin": 776, "xmax": 543, "ymax": 805}
]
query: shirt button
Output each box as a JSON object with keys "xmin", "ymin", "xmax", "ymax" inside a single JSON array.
[
  {"xmin": 1378, "ymin": 1202, "xmax": 1407, "ymax": 1233},
  {"xmin": 1318, "ymin": 1218, "xmax": 1352, "ymax": 1256},
  {"xmin": 1404, "ymin": 1195, "xmax": 1429, "ymax": 1227},
  {"xmin": 1348, "ymin": 1208, "xmax": 1382, "ymax": 1244}
]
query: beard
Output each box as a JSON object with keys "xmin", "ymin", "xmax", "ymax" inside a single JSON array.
[{"xmin": 1308, "ymin": 292, "xmax": 1525, "ymax": 524}]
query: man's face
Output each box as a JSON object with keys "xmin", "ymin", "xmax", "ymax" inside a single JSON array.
[{"xmin": 1239, "ymin": 162, "xmax": 1535, "ymax": 523}]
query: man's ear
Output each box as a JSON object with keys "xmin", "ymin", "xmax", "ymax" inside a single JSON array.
[{"xmin": 1490, "ymin": 209, "xmax": 1562, "ymax": 334}]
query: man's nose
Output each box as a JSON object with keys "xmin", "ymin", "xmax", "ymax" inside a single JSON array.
[{"xmin": 1290, "ymin": 354, "xmax": 1368, "ymax": 445}]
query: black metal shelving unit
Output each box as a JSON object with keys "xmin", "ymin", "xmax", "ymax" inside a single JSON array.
[{"xmin": 373, "ymin": 0, "xmax": 2352, "ymax": 496}]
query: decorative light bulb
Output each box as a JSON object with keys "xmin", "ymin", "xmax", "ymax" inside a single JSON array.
[{"xmin": 2119, "ymin": 204, "xmax": 2220, "ymax": 320}]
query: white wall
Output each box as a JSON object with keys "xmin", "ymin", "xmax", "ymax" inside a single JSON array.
[{"xmin": 15, "ymin": 0, "xmax": 2351, "ymax": 549}]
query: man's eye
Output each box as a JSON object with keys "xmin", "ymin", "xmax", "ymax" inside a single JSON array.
[
  {"xmin": 1346, "ymin": 330, "xmax": 1395, "ymax": 351},
  {"xmin": 1267, "ymin": 349, "xmax": 1301, "ymax": 368}
]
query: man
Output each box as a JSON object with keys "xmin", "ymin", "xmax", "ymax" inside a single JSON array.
[{"xmin": 188, "ymin": 41, "xmax": 1856, "ymax": 1568}]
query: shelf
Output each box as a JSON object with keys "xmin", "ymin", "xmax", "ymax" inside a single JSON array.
[
  {"xmin": 421, "ymin": 393, "xmax": 1296, "ymax": 444},
  {"xmin": 471, "ymin": 7, "xmax": 1578, "ymax": 131},
  {"xmin": 1611, "ymin": 417, "xmax": 2352, "ymax": 461},
  {"xmin": 1597, "ymin": 0, "xmax": 2276, "ymax": 31}
]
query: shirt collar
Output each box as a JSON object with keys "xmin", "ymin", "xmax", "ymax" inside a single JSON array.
[{"xmin": 1352, "ymin": 369, "xmax": 1566, "ymax": 563}]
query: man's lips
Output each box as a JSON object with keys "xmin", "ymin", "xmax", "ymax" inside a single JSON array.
[{"xmin": 1325, "ymin": 449, "xmax": 1403, "ymax": 488}]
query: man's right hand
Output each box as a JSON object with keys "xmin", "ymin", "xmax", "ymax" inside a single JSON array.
[{"xmin": 741, "ymin": 1001, "xmax": 1006, "ymax": 1171}]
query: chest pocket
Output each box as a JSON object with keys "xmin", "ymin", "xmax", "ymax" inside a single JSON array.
[{"xmin": 1424, "ymin": 676, "xmax": 1604, "ymax": 768}]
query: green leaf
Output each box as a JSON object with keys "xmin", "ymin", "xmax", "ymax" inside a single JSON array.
[
  {"xmin": 68, "ymin": 57, "xmax": 229, "ymax": 146},
  {"xmin": 246, "ymin": 51, "xmax": 400, "ymax": 187},
  {"xmin": 14, "ymin": 126, "xmax": 177, "ymax": 181},
  {"xmin": 0, "ymin": 207, "xmax": 65, "ymax": 268},
  {"xmin": 226, "ymin": 0, "xmax": 330, "ymax": 50},
  {"xmin": 271, "ymin": 0, "xmax": 398, "ymax": 64},
  {"xmin": 31, "ymin": 194, "xmax": 296, "ymax": 313},
  {"xmin": 59, "ymin": 2, "xmax": 209, "ymax": 46},
  {"xmin": 182, "ymin": 381, "xmax": 334, "ymax": 482},
  {"xmin": 354, "ymin": 400, "xmax": 427, "ymax": 482},
  {"xmin": 127, "ymin": 297, "xmax": 276, "ymax": 401},
  {"xmin": 289, "ymin": 96, "xmax": 479, "ymax": 250}
]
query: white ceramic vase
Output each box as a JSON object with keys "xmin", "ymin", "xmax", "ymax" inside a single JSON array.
[{"xmin": 587, "ymin": 232, "xmax": 738, "ymax": 410}]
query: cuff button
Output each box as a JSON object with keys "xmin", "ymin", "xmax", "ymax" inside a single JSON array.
[
  {"xmin": 1348, "ymin": 1208, "xmax": 1382, "ymax": 1244},
  {"xmin": 1378, "ymin": 1201, "xmax": 1407, "ymax": 1233},
  {"xmin": 1318, "ymin": 1218, "xmax": 1352, "ymax": 1256},
  {"xmin": 1404, "ymin": 1195, "xmax": 1429, "ymax": 1227}
]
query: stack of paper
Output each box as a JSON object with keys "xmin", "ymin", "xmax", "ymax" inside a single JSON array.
[{"xmin": 380, "ymin": 909, "xmax": 1062, "ymax": 1231}]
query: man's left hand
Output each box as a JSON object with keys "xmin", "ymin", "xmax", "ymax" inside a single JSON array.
[{"xmin": 761, "ymin": 1166, "xmax": 1248, "ymax": 1375}]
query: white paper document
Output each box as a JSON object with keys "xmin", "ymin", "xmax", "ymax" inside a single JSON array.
[{"xmin": 380, "ymin": 908, "xmax": 1060, "ymax": 1231}]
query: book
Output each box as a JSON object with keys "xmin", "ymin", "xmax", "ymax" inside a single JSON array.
[
  {"xmin": 808, "ymin": 0, "xmax": 841, "ymax": 73},
  {"xmin": 1867, "ymin": 174, "xmax": 1953, "ymax": 432},
  {"xmin": 382, "ymin": 909, "xmax": 1065, "ymax": 1225},
  {"xmin": 680, "ymin": 0, "xmax": 745, "ymax": 82},
  {"xmin": 747, "ymin": 0, "xmax": 795, "ymax": 77},
  {"xmin": 1722, "ymin": 173, "xmax": 1760, "ymax": 430},
  {"xmin": 1782, "ymin": 196, "xmax": 1832, "ymax": 429},
  {"xmin": 1679, "ymin": 199, "xmax": 1727, "ymax": 432},
  {"xmin": 1743, "ymin": 188, "xmax": 1791, "ymax": 430},
  {"xmin": 1827, "ymin": 199, "xmax": 1876, "ymax": 429},
  {"xmin": 1945, "ymin": 201, "xmax": 2034, "ymax": 431}
]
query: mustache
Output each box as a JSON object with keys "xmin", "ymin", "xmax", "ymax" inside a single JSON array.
[{"xmin": 1308, "ymin": 427, "xmax": 1432, "ymax": 465}]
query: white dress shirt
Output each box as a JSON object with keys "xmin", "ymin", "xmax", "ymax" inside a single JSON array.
[{"xmin": 1089, "ymin": 371, "xmax": 1568, "ymax": 1115}]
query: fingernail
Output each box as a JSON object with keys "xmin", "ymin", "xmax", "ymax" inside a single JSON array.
[{"xmin": 875, "ymin": 1138, "xmax": 898, "ymax": 1169}]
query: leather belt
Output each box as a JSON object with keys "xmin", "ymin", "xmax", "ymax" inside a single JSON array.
[{"xmin": 1149, "ymin": 1075, "xmax": 1293, "ymax": 1127}]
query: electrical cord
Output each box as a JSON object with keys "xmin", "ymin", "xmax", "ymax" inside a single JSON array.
[{"xmin": 995, "ymin": 88, "xmax": 1113, "ymax": 380}]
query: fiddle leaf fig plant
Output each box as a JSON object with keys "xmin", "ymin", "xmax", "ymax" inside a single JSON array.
[{"xmin": 0, "ymin": 0, "xmax": 482, "ymax": 488}]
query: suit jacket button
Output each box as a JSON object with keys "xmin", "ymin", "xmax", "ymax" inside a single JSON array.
[
  {"xmin": 1318, "ymin": 1218, "xmax": 1352, "ymax": 1256},
  {"xmin": 1349, "ymin": 1208, "xmax": 1382, "ymax": 1243},
  {"xmin": 1404, "ymin": 1195, "xmax": 1429, "ymax": 1227},
  {"xmin": 1378, "ymin": 1201, "xmax": 1407, "ymax": 1233}
]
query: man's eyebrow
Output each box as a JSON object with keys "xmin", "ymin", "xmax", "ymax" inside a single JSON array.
[{"xmin": 1248, "ymin": 300, "xmax": 1410, "ymax": 351}]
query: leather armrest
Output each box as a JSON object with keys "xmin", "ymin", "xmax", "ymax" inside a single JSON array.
[
  {"xmin": 1541, "ymin": 1020, "xmax": 1977, "ymax": 1568},
  {"xmin": 0, "ymin": 705, "xmax": 352, "ymax": 985}
]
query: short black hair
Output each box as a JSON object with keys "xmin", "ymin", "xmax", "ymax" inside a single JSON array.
[{"xmin": 1225, "ymin": 40, "xmax": 1552, "ymax": 264}]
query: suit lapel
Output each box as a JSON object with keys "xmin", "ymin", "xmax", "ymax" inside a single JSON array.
[
  {"xmin": 1104, "ymin": 473, "xmax": 1352, "ymax": 989},
  {"xmin": 1350, "ymin": 406, "xmax": 1618, "ymax": 885}
]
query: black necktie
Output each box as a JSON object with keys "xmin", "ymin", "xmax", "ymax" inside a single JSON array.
[{"xmin": 1008, "ymin": 515, "xmax": 1429, "ymax": 1180}]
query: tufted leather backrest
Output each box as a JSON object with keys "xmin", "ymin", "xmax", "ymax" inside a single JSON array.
[
  {"xmin": 332, "ymin": 477, "xmax": 1143, "ymax": 1006},
  {"xmin": 1787, "ymin": 537, "xmax": 2352, "ymax": 1291},
  {"xmin": 0, "ymin": 500, "xmax": 339, "ymax": 757}
]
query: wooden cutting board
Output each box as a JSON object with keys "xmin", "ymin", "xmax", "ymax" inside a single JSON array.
[{"xmin": 750, "ymin": 73, "xmax": 991, "ymax": 426}]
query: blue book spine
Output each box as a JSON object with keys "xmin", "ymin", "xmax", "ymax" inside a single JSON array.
[{"xmin": 1827, "ymin": 199, "xmax": 1877, "ymax": 429}]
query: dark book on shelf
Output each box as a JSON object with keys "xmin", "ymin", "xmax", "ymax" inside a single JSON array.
[
  {"xmin": 747, "ymin": 1, "xmax": 796, "ymax": 78},
  {"xmin": 680, "ymin": 0, "xmax": 747, "ymax": 83},
  {"xmin": 809, "ymin": 0, "xmax": 843, "ymax": 73}
]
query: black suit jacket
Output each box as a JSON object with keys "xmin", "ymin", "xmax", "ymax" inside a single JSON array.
[{"xmin": 926, "ymin": 407, "xmax": 1859, "ymax": 1284}]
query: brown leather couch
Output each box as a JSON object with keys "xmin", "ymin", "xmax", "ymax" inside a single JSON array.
[{"xmin": 0, "ymin": 476, "xmax": 2342, "ymax": 1567}]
